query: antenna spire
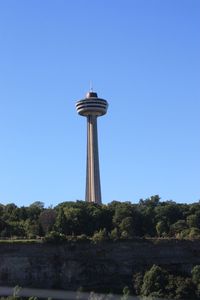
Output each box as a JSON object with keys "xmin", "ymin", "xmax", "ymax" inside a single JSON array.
[{"xmin": 89, "ymin": 80, "xmax": 93, "ymax": 92}]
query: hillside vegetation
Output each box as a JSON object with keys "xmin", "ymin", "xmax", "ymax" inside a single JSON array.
[
  {"xmin": 0, "ymin": 195, "xmax": 200, "ymax": 241},
  {"xmin": 1, "ymin": 196, "xmax": 200, "ymax": 299}
]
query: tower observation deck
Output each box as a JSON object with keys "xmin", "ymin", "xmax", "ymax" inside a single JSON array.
[{"xmin": 76, "ymin": 91, "xmax": 108, "ymax": 204}]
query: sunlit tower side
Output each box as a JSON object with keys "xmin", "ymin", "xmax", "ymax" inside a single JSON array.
[{"xmin": 76, "ymin": 91, "xmax": 108, "ymax": 204}]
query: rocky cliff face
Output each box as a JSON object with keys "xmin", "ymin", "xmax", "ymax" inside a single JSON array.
[{"xmin": 0, "ymin": 239, "xmax": 200, "ymax": 292}]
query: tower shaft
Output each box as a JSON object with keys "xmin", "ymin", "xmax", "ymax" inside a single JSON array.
[
  {"xmin": 86, "ymin": 115, "xmax": 101, "ymax": 203},
  {"xmin": 76, "ymin": 90, "xmax": 108, "ymax": 204}
]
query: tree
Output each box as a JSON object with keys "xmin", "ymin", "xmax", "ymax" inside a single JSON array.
[
  {"xmin": 63, "ymin": 207, "xmax": 84, "ymax": 235},
  {"xmin": 119, "ymin": 217, "xmax": 135, "ymax": 238},
  {"xmin": 132, "ymin": 272, "xmax": 143, "ymax": 295},
  {"xmin": 138, "ymin": 197, "xmax": 162, "ymax": 237},
  {"xmin": 55, "ymin": 208, "xmax": 67, "ymax": 234},
  {"xmin": 30, "ymin": 201, "xmax": 44, "ymax": 210},
  {"xmin": 174, "ymin": 277, "xmax": 195, "ymax": 299},
  {"xmin": 170, "ymin": 220, "xmax": 188, "ymax": 237},
  {"xmin": 85, "ymin": 203, "xmax": 112, "ymax": 235},
  {"xmin": 192, "ymin": 265, "xmax": 200, "ymax": 298},
  {"xmin": 14, "ymin": 207, "xmax": 28, "ymax": 221},
  {"xmin": 141, "ymin": 265, "xmax": 168, "ymax": 298},
  {"xmin": 156, "ymin": 220, "xmax": 168, "ymax": 237},
  {"xmin": 24, "ymin": 219, "xmax": 42, "ymax": 238},
  {"xmin": 112, "ymin": 202, "xmax": 134, "ymax": 227},
  {"xmin": 0, "ymin": 219, "xmax": 7, "ymax": 232},
  {"xmin": 192, "ymin": 265, "xmax": 200, "ymax": 285},
  {"xmin": 39, "ymin": 209, "xmax": 56, "ymax": 234},
  {"xmin": 27, "ymin": 203, "xmax": 44, "ymax": 221},
  {"xmin": 2, "ymin": 203, "xmax": 18, "ymax": 222},
  {"xmin": 139, "ymin": 195, "xmax": 160, "ymax": 208},
  {"xmin": 189, "ymin": 227, "xmax": 200, "ymax": 239},
  {"xmin": 155, "ymin": 202, "xmax": 183, "ymax": 226},
  {"xmin": 8, "ymin": 221, "xmax": 26, "ymax": 237},
  {"xmin": 187, "ymin": 214, "xmax": 200, "ymax": 229}
]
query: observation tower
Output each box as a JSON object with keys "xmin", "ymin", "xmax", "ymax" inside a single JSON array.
[{"xmin": 76, "ymin": 90, "xmax": 108, "ymax": 204}]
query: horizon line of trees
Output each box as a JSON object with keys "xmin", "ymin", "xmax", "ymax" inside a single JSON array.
[{"xmin": 0, "ymin": 195, "xmax": 200, "ymax": 240}]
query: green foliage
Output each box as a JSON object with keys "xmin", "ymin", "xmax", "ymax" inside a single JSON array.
[
  {"xmin": 174, "ymin": 277, "xmax": 195, "ymax": 299},
  {"xmin": 112, "ymin": 202, "xmax": 133, "ymax": 227},
  {"xmin": 0, "ymin": 197, "xmax": 200, "ymax": 241},
  {"xmin": 187, "ymin": 214, "xmax": 200, "ymax": 228},
  {"xmin": 134, "ymin": 265, "xmax": 198, "ymax": 299},
  {"xmin": 109, "ymin": 228, "xmax": 119, "ymax": 240},
  {"xmin": 189, "ymin": 227, "xmax": 200, "ymax": 239},
  {"xmin": 119, "ymin": 217, "xmax": 134, "ymax": 238},
  {"xmin": 54, "ymin": 208, "xmax": 67, "ymax": 234},
  {"xmin": 27, "ymin": 203, "xmax": 44, "ymax": 221},
  {"xmin": 192, "ymin": 265, "xmax": 200, "ymax": 285},
  {"xmin": 76, "ymin": 234, "xmax": 89, "ymax": 241},
  {"xmin": 170, "ymin": 220, "xmax": 188, "ymax": 237},
  {"xmin": 132, "ymin": 272, "xmax": 143, "ymax": 295},
  {"xmin": 23, "ymin": 219, "xmax": 42, "ymax": 238},
  {"xmin": 156, "ymin": 220, "xmax": 168, "ymax": 237},
  {"xmin": 39, "ymin": 209, "xmax": 56, "ymax": 234},
  {"xmin": 141, "ymin": 264, "xmax": 168, "ymax": 297},
  {"xmin": 155, "ymin": 202, "xmax": 183, "ymax": 226},
  {"xmin": 121, "ymin": 286, "xmax": 131, "ymax": 300},
  {"xmin": 44, "ymin": 231, "xmax": 66, "ymax": 243},
  {"xmin": 0, "ymin": 239, "xmax": 41, "ymax": 244},
  {"xmin": 91, "ymin": 228, "xmax": 108, "ymax": 243}
]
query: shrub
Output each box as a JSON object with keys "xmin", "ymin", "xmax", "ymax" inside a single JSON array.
[
  {"xmin": 109, "ymin": 228, "xmax": 119, "ymax": 241},
  {"xmin": 119, "ymin": 217, "xmax": 135, "ymax": 238},
  {"xmin": 189, "ymin": 227, "xmax": 200, "ymax": 239},
  {"xmin": 44, "ymin": 231, "xmax": 66, "ymax": 243},
  {"xmin": 187, "ymin": 214, "xmax": 200, "ymax": 228},
  {"xmin": 76, "ymin": 234, "xmax": 89, "ymax": 241},
  {"xmin": 192, "ymin": 265, "xmax": 200, "ymax": 285},
  {"xmin": 132, "ymin": 272, "xmax": 143, "ymax": 295},
  {"xmin": 120, "ymin": 230, "xmax": 129, "ymax": 239},
  {"xmin": 166, "ymin": 275, "xmax": 196, "ymax": 299},
  {"xmin": 91, "ymin": 228, "xmax": 108, "ymax": 243},
  {"xmin": 165, "ymin": 274, "xmax": 177, "ymax": 299},
  {"xmin": 156, "ymin": 220, "xmax": 168, "ymax": 237},
  {"xmin": 174, "ymin": 277, "xmax": 195, "ymax": 299},
  {"xmin": 121, "ymin": 286, "xmax": 131, "ymax": 300},
  {"xmin": 170, "ymin": 220, "xmax": 188, "ymax": 237}
]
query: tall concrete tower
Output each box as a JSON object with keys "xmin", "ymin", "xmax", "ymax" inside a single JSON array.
[{"xmin": 76, "ymin": 90, "xmax": 108, "ymax": 204}]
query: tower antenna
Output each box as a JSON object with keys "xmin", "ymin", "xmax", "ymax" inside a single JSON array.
[{"xmin": 89, "ymin": 80, "xmax": 93, "ymax": 92}]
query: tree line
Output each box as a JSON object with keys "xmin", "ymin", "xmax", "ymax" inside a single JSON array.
[{"xmin": 0, "ymin": 195, "xmax": 200, "ymax": 240}]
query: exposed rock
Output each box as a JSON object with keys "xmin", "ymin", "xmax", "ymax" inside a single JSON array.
[{"xmin": 0, "ymin": 239, "xmax": 200, "ymax": 292}]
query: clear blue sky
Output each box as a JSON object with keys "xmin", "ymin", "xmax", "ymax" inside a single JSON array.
[{"xmin": 0, "ymin": 0, "xmax": 199, "ymax": 207}]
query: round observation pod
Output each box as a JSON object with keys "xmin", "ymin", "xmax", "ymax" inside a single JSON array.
[{"xmin": 76, "ymin": 91, "xmax": 108, "ymax": 116}]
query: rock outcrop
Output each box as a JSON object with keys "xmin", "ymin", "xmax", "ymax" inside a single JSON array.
[{"xmin": 0, "ymin": 239, "xmax": 200, "ymax": 292}]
